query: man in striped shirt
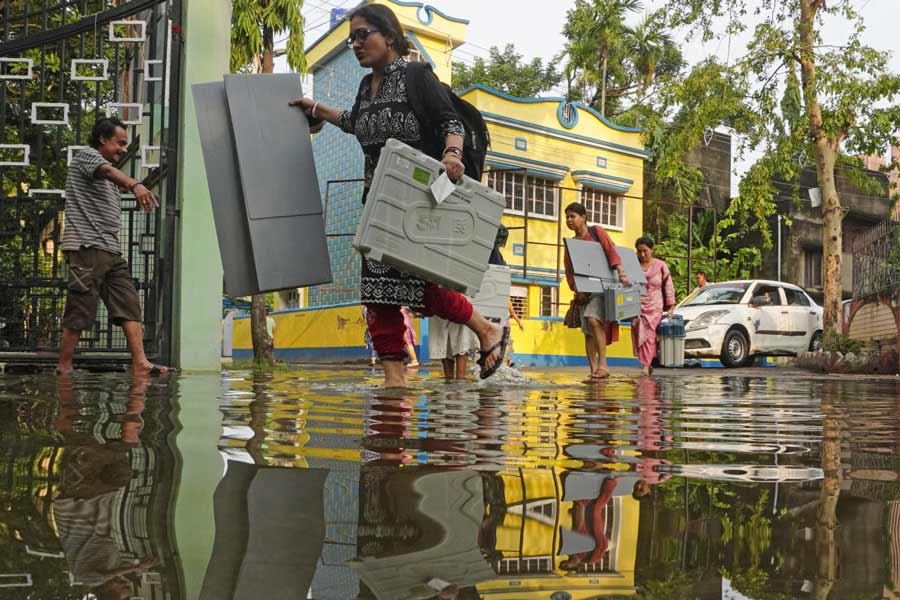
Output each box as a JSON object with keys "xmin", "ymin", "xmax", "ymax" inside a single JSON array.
[{"xmin": 57, "ymin": 117, "xmax": 168, "ymax": 375}]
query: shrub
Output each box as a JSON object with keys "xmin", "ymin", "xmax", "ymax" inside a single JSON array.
[{"xmin": 822, "ymin": 332, "xmax": 863, "ymax": 355}]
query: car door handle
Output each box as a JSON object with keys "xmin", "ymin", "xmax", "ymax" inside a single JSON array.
[
  {"xmin": 809, "ymin": 311, "xmax": 816, "ymax": 315},
  {"xmin": 780, "ymin": 311, "xmax": 789, "ymax": 314}
]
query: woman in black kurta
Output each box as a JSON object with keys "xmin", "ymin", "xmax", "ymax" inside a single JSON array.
[{"xmin": 291, "ymin": 4, "xmax": 505, "ymax": 387}]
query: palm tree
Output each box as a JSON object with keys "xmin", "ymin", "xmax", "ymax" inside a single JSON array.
[
  {"xmin": 563, "ymin": 0, "xmax": 643, "ymax": 116},
  {"xmin": 625, "ymin": 14, "xmax": 676, "ymax": 90},
  {"xmin": 230, "ymin": 0, "xmax": 306, "ymax": 365},
  {"xmin": 594, "ymin": 0, "xmax": 641, "ymax": 116}
]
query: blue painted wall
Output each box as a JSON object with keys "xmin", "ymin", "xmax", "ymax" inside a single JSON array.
[{"xmin": 309, "ymin": 48, "xmax": 366, "ymax": 307}]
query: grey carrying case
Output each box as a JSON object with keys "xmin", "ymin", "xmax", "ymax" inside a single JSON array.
[
  {"xmin": 352, "ymin": 138, "xmax": 506, "ymax": 296},
  {"xmin": 565, "ymin": 236, "xmax": 647, "ymax": 320}
]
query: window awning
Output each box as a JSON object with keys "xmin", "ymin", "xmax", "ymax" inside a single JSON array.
[
  {"xmin": 485, "ymin": 151, "xmax": 568, "ymax": 181},
  {"xmin": 571, "ymin": 169, "xmax": 634, "ymax": 194}
]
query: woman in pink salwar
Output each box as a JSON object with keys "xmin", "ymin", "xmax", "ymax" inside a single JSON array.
[{"xmin": 633, "ymin": 237, "xmax": 676, "ymax": 376}]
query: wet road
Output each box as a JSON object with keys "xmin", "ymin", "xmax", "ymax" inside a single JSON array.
[{"xmin": 1, "ymin": 366, "xmax": 899, "ymax": 599}]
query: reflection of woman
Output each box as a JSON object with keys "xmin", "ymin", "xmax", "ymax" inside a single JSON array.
[
  {"xmin": 290, "ymin": 5, "xmax": 504, "ymax": 386},
  {"xmin": 563, "ymin": 202, "xmax": 628, "ymax": 382},
  {"xmin": 632, "ymin": 237, "xmax": 675, "ymax": 376},
  {"xmin": 560, "ymin": 477, "xmax": 617, "ymax": 570}
]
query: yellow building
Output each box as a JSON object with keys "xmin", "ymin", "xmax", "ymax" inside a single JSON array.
[
  {"xmin": 232, "ymin": 0, "xmax": 649, "ymax": 367},
  {"xmin": 477, "ymin": 468, "xmax": 639, "ymax": 599}
]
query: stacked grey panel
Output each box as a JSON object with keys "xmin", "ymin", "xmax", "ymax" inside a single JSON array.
[
  {"xmin": 192, "ymin": 74, "xmax": 332, "ymax": 297},
  {"xmin": 470, "ymin": 265, "xmax": 511, "ymax": 320},
  {"xmin": 565, "ymin": 238, "xmax": 647, "ymax": 320},
  {"xmin": 353, "ymin": 138, "xmax": 506, "ymax": 296}
]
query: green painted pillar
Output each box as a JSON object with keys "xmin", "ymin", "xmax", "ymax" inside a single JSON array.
[
  {"xmin": 173, "ymin": 0, "xmax": 230, "ymax": 370},
  {"xmin": 170, "ymin": 374, "xmax": 224, "ymax": 599}
]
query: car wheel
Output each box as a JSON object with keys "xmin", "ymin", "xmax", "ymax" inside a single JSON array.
[
  {"xmin": 721, "ymin": 328, "xmax": 750, "ymax": 368},
  {"xmin": 809, "ymin": 330, "xmax": 823, "ymax": 352}
]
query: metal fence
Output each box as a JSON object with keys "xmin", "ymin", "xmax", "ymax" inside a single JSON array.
[
  {"xmin": 0, "ymin": 0, "xmax": 181, "ymax": 360},
  {"xmin": 852, "ymin": 218, "xmax": 900, "ymax": 299}
]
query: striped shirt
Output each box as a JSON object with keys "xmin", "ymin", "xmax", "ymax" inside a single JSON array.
[{"xmin": 61, "ymin": 148, "xmax": 121, "ymax": 255}]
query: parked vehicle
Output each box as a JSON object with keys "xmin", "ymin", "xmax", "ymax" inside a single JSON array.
[{"xmin": 674, "ymin": 280, "xmax": 824, "ymax": 368}]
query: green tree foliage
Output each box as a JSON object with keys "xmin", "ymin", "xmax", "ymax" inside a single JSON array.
[
  {"xmin": 450, "ymin": 44, "xmax": 561, "ymax": 97},
  {"xmin": 562, "ymin": 0, "xmax": 684, "ymax": 117},
  {"xmin": 231, "ymin": 0, "xmax": 306, "ymax": 74},
  {"xmin": 650, "ymin": 211, "xmax": 761, "ymax": 300},
  {"xmin": 655, "ymin": 0, "xmax": 900, "ymax": 333}
]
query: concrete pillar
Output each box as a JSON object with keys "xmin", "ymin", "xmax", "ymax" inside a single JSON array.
[
  {"xmin": 173, "ymin": 0, "xmax": 230, "ymax": 370},
  {"xmin": 171, "ymin": 374, "xmax": 224, "ymax": 598}
]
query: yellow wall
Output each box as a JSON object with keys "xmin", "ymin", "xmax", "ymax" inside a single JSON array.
[
  {"xmin": 306, "ymin": 0, "xmax": 467, "ymax": 83},
  {"xmin": 463, "ymin": 86, "xmax": 646, "ymax": 320},
  {"xmin": 233, "ymin": 304, "xmax": 418, "ymax": 358}
]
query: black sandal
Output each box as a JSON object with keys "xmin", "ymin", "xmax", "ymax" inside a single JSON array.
[{"xmin": 477, "ymin": 326, "xmax": 510, "ymax": 380}]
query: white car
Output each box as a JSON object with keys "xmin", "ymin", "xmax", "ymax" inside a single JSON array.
[{"xmin": 674, "ymin": 280, "xmax": 824, "ymax": 368}]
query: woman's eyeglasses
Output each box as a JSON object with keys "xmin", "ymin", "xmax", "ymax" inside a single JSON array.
[{"xmin": 346, "ymin": 28, "xmax": 380, "ymax": 47}]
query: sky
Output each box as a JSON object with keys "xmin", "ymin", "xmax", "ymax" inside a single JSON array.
[
  {"xmin": 287, "ymin": 0, "xmax": 900, "ymax": 194},
  {"xmin": 294, "ymin": 0, "xmax": 900, "ymax": 79}
]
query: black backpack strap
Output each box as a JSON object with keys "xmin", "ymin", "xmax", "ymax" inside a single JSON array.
[
  {"xmin": 405, "ymin": 61, "xmax": 435, "ymax": 137},
  {"xmin": 587, "ymin": 225, "xmax": 601, "ymax": 242}
]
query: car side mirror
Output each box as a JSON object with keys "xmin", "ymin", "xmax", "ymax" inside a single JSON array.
[{"xmin": 749, "ymin": 296, "xmax": 768, "ymax": 307}]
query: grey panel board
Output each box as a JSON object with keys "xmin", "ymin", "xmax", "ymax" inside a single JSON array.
[
  {"xmin": 250, "ymin": 214, "xmax": 332, "ymax": 293},
  {"xmin": 617, "ymin": 245, "xmax": 647, "ymax": 285},
  {"xmin": 565, "ymin": 238, "xmax": 648, "ymax": 286},
  {"xmin": 224, "ymin": 73, "xmax": 323, "ymax": 219},
  {"xmin": 192, "ymin": 81, "xmax": 258, "ymax": 297}
]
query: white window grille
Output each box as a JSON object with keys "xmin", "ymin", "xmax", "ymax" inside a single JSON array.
[
  {"xmin": 540, "ymin": 287, "xmax": 557, "ymax": 317},
  {"xmin": 510, "ymin": 285, "xmax": 528, "ymax": 318},
  {"xmin": 487, "ymin": 171, "xmax": 558, "ymax": 218},
  {"xmin": 581, "ymin": 187, "xmax": 624, "ymax": 230}
]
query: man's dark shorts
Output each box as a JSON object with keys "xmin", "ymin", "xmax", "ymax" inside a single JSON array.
[{"xmin": 62, "ymin": 247, "xmax": 143, "ymax": 331}]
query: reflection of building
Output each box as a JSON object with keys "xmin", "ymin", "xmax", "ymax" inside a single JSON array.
[{"xmin": 476, "ymin": 468, "xmax": 639, "ymax": 599}]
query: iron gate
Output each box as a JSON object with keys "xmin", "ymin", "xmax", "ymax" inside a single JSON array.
[{"xmin": 0, "ymin": 0, "xmax": 181, "ymax": 361}]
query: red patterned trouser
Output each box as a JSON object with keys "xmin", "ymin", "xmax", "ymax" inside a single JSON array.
[{"xmin": 366, "ymin": 283, "xmax": 473, "ymax": 360}]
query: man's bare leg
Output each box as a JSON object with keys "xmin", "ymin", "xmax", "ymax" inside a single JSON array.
[
  {"xmin": 466, "ymin": 310, "xmax": 504, "ymax": 372},
  {"xmin": 56, "ymin": 328, "xmax": 81, "ymax": 374},
  {"xmin": 382, "ymin": 359, "xmax": 406, "ymax": 387},
  {"xmin": 123, "ymin": 320, "xmax": 166, "ymax": 373}
]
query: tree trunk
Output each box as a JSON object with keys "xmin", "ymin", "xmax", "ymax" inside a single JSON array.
[
  {"xmin": 798, "ymin": 0, "xmax": 842, "ymax": 335},
  {"xmin": 249, "ymin": 29, "xmax": 277, "ymax": 365},
  {"xmin": 815, "ymin": 384, "xmax": 842, "ymax": 600},
  {"xmin": 600, "ymin": 51, "xmax": 608, "ymax": 117},
  {"xmin": 250, "ymin": 294, "xmax": 273, "ymax": 364}
]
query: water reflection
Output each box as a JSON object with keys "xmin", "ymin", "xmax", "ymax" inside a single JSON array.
[{"xmin": 2, "ymin": 368, "xmax": 900, "ymax": 598}]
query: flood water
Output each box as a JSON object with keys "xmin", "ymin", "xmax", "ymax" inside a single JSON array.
[{"xmin": 1, "ymin": 366, "xmax": 899, "ymax": 600}]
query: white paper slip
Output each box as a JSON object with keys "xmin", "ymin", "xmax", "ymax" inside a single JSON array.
[{"xmin": 430, "ymin": 171, "xmax": 456, "ymax": 205}]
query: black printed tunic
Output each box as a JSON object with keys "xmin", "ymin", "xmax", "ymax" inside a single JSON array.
[{"xmin": 339, "ymin": 58, "xmax": 464, "ymax": 309}]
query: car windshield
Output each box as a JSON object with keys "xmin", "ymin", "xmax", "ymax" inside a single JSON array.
[{"xmin": 682, "ymin": 284, "xmax": 748, "ymax": 306}]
